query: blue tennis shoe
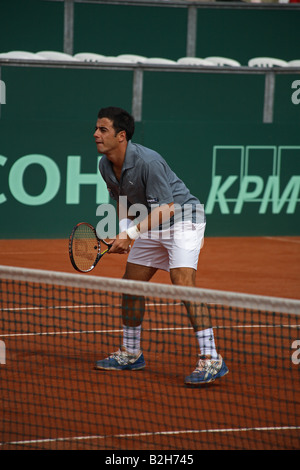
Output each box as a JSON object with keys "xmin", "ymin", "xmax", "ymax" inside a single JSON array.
[
  {"xmin": 95, "ymin": 347, "xmax": 146, "ymax": 371},
  {"xmin": 185, "ymin": 354, "xmax": 229, "ymax": 386}
]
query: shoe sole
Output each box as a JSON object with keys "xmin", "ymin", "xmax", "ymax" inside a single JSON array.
[{"xmin": 185, "ymin": 367, "xmax": 229, "ymax": 386}]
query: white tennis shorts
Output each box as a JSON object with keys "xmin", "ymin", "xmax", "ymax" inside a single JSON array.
[{"xmin": 127, "ymin": 221, "xmax": 206, "ymax": 272}]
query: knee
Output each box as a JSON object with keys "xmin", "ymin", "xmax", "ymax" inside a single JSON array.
[{"xmin": 170, "ymin": 267, "xmax": 196, "ymax": 287}]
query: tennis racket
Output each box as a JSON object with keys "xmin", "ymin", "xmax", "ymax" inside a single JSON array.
[{"xmin": 69, "ymin": 222, "xmax": 112, "ymax": 273}]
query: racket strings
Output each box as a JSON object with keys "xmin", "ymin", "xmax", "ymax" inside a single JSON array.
[{"xmin": 72, "ymin": 225, "xmax": 99, "ymax": 271}]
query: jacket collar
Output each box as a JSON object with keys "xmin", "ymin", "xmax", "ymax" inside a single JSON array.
[{"xmin": 122, "ymin": 141, "xmax": 136, "ymax": 170}]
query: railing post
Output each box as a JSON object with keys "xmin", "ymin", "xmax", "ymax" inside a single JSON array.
[
  {"xmin": 132, "ymin": 68, "xmax": 144, "ymax": 122},
  {"xmin": 186, "ymin": 5, "xmax": 197, "ymax": 57},
  {"xmin": 263, "ymin": 72, "xmax": 275, "ymax": 124},
  {"xmin": 64, "ymin": 0, "xmax": 75, "ymax": 55}
]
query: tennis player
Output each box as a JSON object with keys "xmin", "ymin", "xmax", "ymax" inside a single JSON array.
[{"xmin": 93, "ymin": 106, "xmax": 228, "ymax": 386}]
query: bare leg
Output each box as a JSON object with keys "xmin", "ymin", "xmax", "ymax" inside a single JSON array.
[
  {"xmin": 122, "ymin": 262, "xmax": 157, "ymax": 327},
  {"xmin": 170, "ymin": 267, "xmax": 212, "ymax": 331},
  {"xmin": 94, "ymin": 263, "xmax": 157, "ymax": 370}
]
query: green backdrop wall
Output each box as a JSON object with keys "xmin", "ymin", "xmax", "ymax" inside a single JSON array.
[{"xmin": 0, "ymin": 1, "xmax": 299, "ymax": 238}]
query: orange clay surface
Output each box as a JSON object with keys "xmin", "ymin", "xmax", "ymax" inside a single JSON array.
[
  {"xmin": 0, "ymin": 236, "xmax": 299, "ymax": 450},
  {"xmin": 0, "ymin": 236, "xmax": 299, "ymax": 299}
]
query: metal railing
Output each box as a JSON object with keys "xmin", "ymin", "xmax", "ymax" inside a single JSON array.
[
  {"xmin": 1, "ymin": 1, "xmax": 299, "ymax": 122},
  {"xmin": 0, "ymin": 56, "xmax": 299, "ymax": 122},
  {"xmin": 45, "ymin": 0, "xmax": 300, "ymax": 57}
]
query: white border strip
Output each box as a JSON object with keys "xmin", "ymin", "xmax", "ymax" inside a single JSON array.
[{"xmin": 0, "ymin": 265, "xmax": 300, "ymax": 314}]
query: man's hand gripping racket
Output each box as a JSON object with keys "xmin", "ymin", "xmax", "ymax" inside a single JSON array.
[{"xmin": 69, "ymin": 222, "xmax": 112, "ymax": 273}]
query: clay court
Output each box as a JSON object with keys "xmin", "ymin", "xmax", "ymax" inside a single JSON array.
[
  {"xmin": 0, "ymin": 236, "xmax": 299, "ymax": 450},
  {"xmin": 1, "ymin": 0, "xmax": 300, "ymax": 454}
]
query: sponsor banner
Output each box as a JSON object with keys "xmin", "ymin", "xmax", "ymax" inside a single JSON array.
[
  {"xmin": 0, "ymin": 67, "xmax": 299, "ymax": 238},
  {"xmin": 206, "ymin": 146, "xmax": 300, "ymax": 216},
  {"xmin": 0, "ymin": 142, "xmax": 299, "ymax": 238}
]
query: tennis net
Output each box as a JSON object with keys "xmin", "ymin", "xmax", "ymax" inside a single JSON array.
[{"xmin": 0, "ymin": 265, "xmax": 299, "ymax": 450}]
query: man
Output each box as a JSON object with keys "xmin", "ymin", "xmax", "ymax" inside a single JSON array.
[{"xmin": 93, "ymin": 106, "xmax": 228, "ymax": 386}]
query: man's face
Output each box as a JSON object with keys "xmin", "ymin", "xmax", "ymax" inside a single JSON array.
[{"xmin": 94, "ymin": 117, "xmax": 120, "ymax": 156}]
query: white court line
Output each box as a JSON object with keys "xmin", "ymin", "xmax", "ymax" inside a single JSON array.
[
  {"xmin": 264, "ymin": 236, "xmax": 300, "ymax": 244},
  {"xmin": 1, "ymin": 425, "xmax": 299, "ymax": 447},
  {"xmin": 0, "ymin": 323, "xmax": 299, "ymax": 339},
  {"xmin": 0, "ymin": 251, "xmax": 64, "ymax": 255},
  {"xmin": 0, "ymin": 301, "xmax": 181, "ymax": 313},
  {"xmin": 0, "ymin": 303, "xmax": 299, "ymax": 338}
]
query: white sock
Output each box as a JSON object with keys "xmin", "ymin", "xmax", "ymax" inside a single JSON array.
[
  {"xmin": 196, "ymin": 328, "xmax": 218, "ymax": 359},
  {"xmin": 123, "ymin": 325, "xmax": 141, "ymax": 355}
]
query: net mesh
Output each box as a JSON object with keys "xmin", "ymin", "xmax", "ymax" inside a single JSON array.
[{"xmin": 0, "ymin": 265, "xmax": 299, "ymax": 450}]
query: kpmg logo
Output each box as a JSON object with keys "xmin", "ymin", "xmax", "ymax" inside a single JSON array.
[
  {"xmin": 206, "ymin": 146, "xmax": 300, "ymax": 215},
  {"xmin": 0, "ymin": 79, "xmax": 6, "ymax": 104}
]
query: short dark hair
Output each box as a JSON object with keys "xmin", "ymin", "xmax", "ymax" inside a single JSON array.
[{"xmin": 97, "ymin": 106, "xmax": 135, "ymax": 141}]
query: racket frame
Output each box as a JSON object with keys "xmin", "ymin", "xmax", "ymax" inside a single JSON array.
[{"xmin": 69, "ymin": 222, "xmax": 112, "ymax": 273}]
